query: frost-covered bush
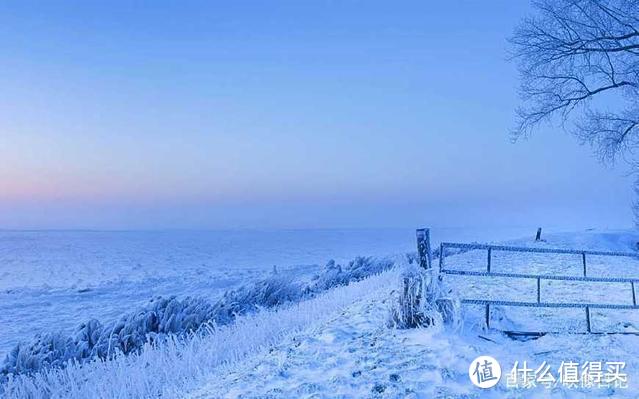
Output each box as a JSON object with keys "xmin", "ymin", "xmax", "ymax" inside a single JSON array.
[
  {"xmin": 1, "ymin": 296, "xmax": 218, "ymax": 377},
  {"xmin": 1, "ymin": 256, "xmax": 395, "ymax": 379},
  {"xmin": 1, "ymin": 270, "xmax": 398, "ymax": 399},
  {"xmin": 389, "ymin": 265, "xmax": 459, "ymax": 329},
  {"xmin": 306, "ymin": 256, "xmax": 394, "ymax": 294},
  {"xmin": 405, "ymin": 252, "xmax": 418, "ymax": 265},
  {"xmin": 210, "ymin": 273, "xmax": 303, "ymax": 325}
]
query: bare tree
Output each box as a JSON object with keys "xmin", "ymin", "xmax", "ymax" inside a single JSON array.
[
  {"xmin": 511, "ymin": 0, "xmax": 639, "ymax": 219},
  {"xmin": 511, "ymin": 0, "xmax": 639, "ymax": 164}
]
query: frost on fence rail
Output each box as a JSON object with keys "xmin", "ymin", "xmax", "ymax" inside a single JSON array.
[
  {"xmin": 462, "ymin": 299, "xmax": 639, "ymax": 310},
  {"xmin": 440, "ymin": 242, "xmax": 639, "ymax": 258},
  {"xmin": 444, "ymin": 269, "xmax": 639, "ymax": 284},
  {"xmin": 415, "ymin": 228, "xmax": 639, "ymax": 335}
]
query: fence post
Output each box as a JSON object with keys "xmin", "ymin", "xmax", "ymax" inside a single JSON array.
[
  {"xmin": 416, "ymin": 228, "xmax": 432, "ymax": 270},
  {"xmin": 438, "ymin": 243, "xmax": 444, "ymax": 272},
  {"xmin": 485, "ymin": 304, "xmax": 490, "ymax": 329},
  {"xmin": 537, "ymin": 277, "xmax": 541, "ymax": 303},
  {"xmin": 582, "ymin": 252, "xmax": 587, "ymax": 277},
  {"xmin": 487, "ymin": 247, "xmax": 492, "ymax": 272},
  {"xmin": 585, "ymin": 306, "xmax": 591, "ymax": 333},
  {"xmin": 633, "ymin": 282, "xmax": 637, "ymax": 306}
]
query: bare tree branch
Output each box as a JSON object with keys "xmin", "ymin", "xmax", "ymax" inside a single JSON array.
[
  {"xmin": 511, "ymin": 0, "xmax": 639, "ymax": 166},
  {"xmin": 511, "ymin": 0, "xmax": 639, "ymax": 221}
]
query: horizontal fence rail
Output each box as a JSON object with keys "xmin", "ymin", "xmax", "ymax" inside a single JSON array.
[
  {"xmin": 443, "ymin": 269, "xmax": 639, "ymax": 284},
  {"xmin": 462, "ymin": 299, "xmax": 638, "ymax": 310},
  {"xmin": 416, "ymin": 229, "xmax": 639, "ymax": 335},
  {"xmin": 440, "ymin": 242, "xmax": 639, "ymax": 258},
  {"xmin": 439, "ymin": 241, "xmax": 639, "ymax": 278}
]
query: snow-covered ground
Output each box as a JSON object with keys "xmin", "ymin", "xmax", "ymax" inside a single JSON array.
[
  {"xmin": 0, "ymin": 227, "xmax": 531, "ymax": 358},
  {"xmin": 183, "ymin": 230, "xmax": 639, "ymax": 398},
  {"xmin": 3, "ymin": 228, "xmax": 638, "ymax": 398},
  {"xmin": 185, "ymin": 286, "xmax": 639, "ymax": 398},
  {"xmin": 0, "ymin": 228, "xmax": 413, "ymax": 359}
]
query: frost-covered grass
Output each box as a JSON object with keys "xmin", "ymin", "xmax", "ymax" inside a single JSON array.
[
  {"xmin": 1, "ymin": 269, "xmax": 400, "ymax": 399},
  {"xmin": 1, "ymin": 256, "xmax": 393, "ymax": 379},
  {"xmin": 387, "ymin": 264, "xmax": 459, "ymax": 329}
]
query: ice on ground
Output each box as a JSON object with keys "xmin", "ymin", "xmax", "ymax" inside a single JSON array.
[
  {"xmin": 0, "ymin": 229, "xmax": 410, "ymax": 359},
  {"xmin": 0, "ymin": 229, "xmax": 419, "ymax": 291}
]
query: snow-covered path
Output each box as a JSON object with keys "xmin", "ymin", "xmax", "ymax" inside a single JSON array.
[
  {"xmin": 183, "ymin": 230, "xmax": 639, "ymax": 398},
  {"xmin": 184, "ymin": 289, "xmax": 469, "ymax": 398},
  {"xmin": 185, "ymin": 284, "xmax": 639, "ymax": 398}
]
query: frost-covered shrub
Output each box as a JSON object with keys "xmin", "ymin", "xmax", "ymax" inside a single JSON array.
[
  {"xmin": 2, "ymin": 275, "xmax": 303, "ymax": 377},
  {"xmin": 210, "ymin": 273, "xmax": 303, "ymax": 325},
  {"xmin": 1, "ymin": 256, "xmax": 395, "ymax": 379},
  {"xmin": 405, "ymin": 252, "xmax": 418, "ymax": 265},
  {"xmin": 346, "ymin": 256, "xmax": 394, "ymax": 280},
  {"xmin": 306, "ymin": 257, "xmax": 394, "ymax": 294},
  {"xmin": 1, "ymin": 296, "xmax": 218, "ymax": 377},
  {"xmin": 1, "ymin": 270, "xmax": 398, "ymax": 399},
  {"xmin": 389, "ymin": 265, "xmax": 459, "ymax": 329},
  {"xmin": 305, "ymin": 260, "xmax": 348, "ymax": 293}
]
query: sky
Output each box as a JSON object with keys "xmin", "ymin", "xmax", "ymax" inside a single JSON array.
[{"xmin": 0, "ymin": 1, "xmax": 633, "ymax": 230}]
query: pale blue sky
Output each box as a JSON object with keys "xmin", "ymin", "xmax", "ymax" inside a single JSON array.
[{"xmin": 0, "ymin": 1, "xmax": 632, "ymax": 229}]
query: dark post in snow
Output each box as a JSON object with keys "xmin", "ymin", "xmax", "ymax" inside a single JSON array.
[
  {"xmin": 416, "ymin": 228, "xmax": 432, "ymax": 270},
  {"xmin": 535, "ymin": 228, "xmax": 542, "ymax": 242}
]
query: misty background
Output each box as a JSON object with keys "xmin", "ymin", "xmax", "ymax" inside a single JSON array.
[{"xmin": 0, "ymin": 1, "xmax": 632, "ymax": 230}]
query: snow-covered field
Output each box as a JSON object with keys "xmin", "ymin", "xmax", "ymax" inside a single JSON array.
[
  {"xmin": 3, "ymin": 227, "xmax": 638, "ymax": 398},
  {"xmin": 0, "ymin": 227, "xmax": 530, "ymax": 359},
  {"xmin": 0, "ymin": 228, "xmax": 414, "ymax": 359}
]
